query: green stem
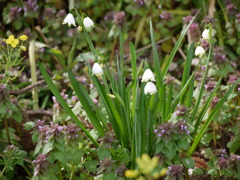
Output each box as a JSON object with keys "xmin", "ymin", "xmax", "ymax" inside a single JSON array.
[
  {"xmin": 212, "ymin": 119, "xmax": 217, "ymax": 151},
  {"xmin": 22, "ymin": 165, "xmax": 32, "ymax": 178},
  {"xmin": 69, "ymin": 163, "xmax": 75, "ymax": 180},
  {"xmin": 58, "ymin": 162, "xmax": 63, "ymax": 180},
  {"xmin": 0, "ymin": 166, "xmax": 6, "ymax": 179},
  {"xmin": 68, "ymin": 39, "xmax": 77, "ymax": 69},
  {"xmin": 11, "ymin": 42, "xmax": 24, "ymax": 66}
]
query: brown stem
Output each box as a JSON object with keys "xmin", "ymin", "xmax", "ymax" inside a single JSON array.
[
  {"xmin": 208, "ymin": 0, "xmax": 216, "ymax": 18},
  {"xmin": 184, "ymin": 166, "xmax": 189, "ymax": 180},
  {"xmin": 9, "ymin": 80, "xmax": 45, "ymax": 95},
  {"xmin": 4, "ymin": 116, "xmax": 11, "ymax": 144},
  {"xmin": 110, "ymin": 38, "xmax": 118, "ymax": 62},
  {"xmin": 26, "ymin": 110, "xmax": 53, "ymax": 117}
]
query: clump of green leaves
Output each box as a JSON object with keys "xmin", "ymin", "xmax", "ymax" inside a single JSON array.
[{"xmin": 0, "ymin": 145, "xmax": 27, "ymax": 179}]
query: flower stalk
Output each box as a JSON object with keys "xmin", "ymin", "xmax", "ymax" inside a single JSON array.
[{"xmin": 29, "ymin": 40, "xmax": 38, "ymax": 110}]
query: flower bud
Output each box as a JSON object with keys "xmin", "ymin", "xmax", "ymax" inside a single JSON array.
[{"xmin": 20, "ymin": 46, "xmax": 26, "ymax": 51}]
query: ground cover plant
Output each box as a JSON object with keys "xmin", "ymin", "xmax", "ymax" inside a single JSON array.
[{"xmin": 0, "ymin": 0, "xmax": 240, "ymax": 179}]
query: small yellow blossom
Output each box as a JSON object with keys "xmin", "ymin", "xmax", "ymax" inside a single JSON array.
[
  {"xmin": 6, "ymin": 35, "xmax": 19, "ymax": 48},
  {"xmin": 152, "ymin": 168, "xmax": 167, "ymax": 178},
  {"xmin": 125, "ymin": 170, "xmax": 139, "ymax": 178},
  {"xmin": 19, "ymin": 35, "xmax": 28, "ymax": 41},
  {"xmin": 136, "ymin": 154, "xmax": 159, "ymax": 174},
  {"xmin": 20, "ymin": 46, "xmax": 26, "ymax": 51}
]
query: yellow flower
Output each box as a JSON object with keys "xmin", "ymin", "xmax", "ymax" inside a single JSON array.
[
  {"xmin": 136, "ymin": 154, "xmax": 159, "ymax": 174},
  {"xmin": 20, "ymin": 46, "xmax": 26, "ymax": 51},
  {"xmin": 125, "ymin": 170, "xmax": 139, "ymax": 178},
  {"xmin": 152, "ymin": 168, "xmax": 167, "ymax": 179},
  {"xmin": 19, "ymin": 35, "xmax": 28, "ymax": 41},
  {"xmin": 6, "ymin": 35, "xmax": 19, "ymax": 48}
]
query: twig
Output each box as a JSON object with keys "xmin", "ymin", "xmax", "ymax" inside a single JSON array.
[
  {"xmin": 35, "ymin": 26, "xmax": 49, "ymax": 45},
  {"xmin": 124, "ymin": 37, "xmax": 171, "ymax": 59},
  {"xmin": 172, "ymin": 37, "xmax": 187, "ymax": 59},
  {"xmin": 9, "ymin": 80, "xmax": 45, "ymax": 95},
  {"xmin": 26, "ymin": 110, "xmax": 53, "ymax": 117}
]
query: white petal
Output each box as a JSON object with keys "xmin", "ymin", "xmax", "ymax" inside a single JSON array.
[
  {"xmin": 144, "ymin": 82, "xmax": 157, "ymax": 95},
  {"xmin": 142, "ymin": 69, "xmax": 156, "ymax": 82},
  {"xmin": 195, "ymin": 46, "xmax": 205, "ymax": 57},
  {"xmin": 62, "ymin": 13, "xmax": 76, "ymax": 27},
  {"xmin": 202, "ymin": 29, "xmax": 210, "ymax": 40},
  {"xmin": 92, "ymin": 63, "xmax": 103, "ymax": 77},
  {"xmin": 83, "ymin": 17, "xmax": 94, "ymax": 29}
]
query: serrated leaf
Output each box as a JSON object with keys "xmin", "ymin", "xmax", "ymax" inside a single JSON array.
[
  {"xmin": 103, "ymin": 172, "xmax": 115, "ymax": 180},
  {"xmin": 97, "ymin": 144, "xmax": 111, "ymax": 160},
  {"xmin": 181, "ymin": 158, "xmax": 195, "ymax": 168},
  {"xmin": 12, "ymin": 111, "xmax": 22, "ymax": 122},
  {"xmin": 84, "ymin": 160, "xmax": 99, "ymax": 172},
  {"xmin": 54, "ymin": 151, "xmax": 68, "ymax": 164},
  {"xmin": 34, "ymin": 139, "xmax": 43, "ymax": 155},
  {"xmin": 24, "ymin": 122, "xmax": 35, "ymax": 130},
  {"xmin": 42, "ymin": 140, "xmax": 54, "ymax": 154},
  {"xmin": 69, "ymin": 150, "xmax": 82, "ymax": 165}
]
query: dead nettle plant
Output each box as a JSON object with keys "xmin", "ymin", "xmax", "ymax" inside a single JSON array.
[{"xmin": 39, "ymin": 9, "xmax": 240, "ymax": 170}]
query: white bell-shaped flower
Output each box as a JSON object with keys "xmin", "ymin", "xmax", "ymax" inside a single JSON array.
[
  {"xmin": 62, "ymin": 13, "xmax": 76, "ymax": 27},
  {"xmin": 202, "ymin": 29, "xmax": 210, "ymax": 40},
  {"xmin": 144, "ymin": 82, "xmax": 157, "ymax": 95},
  {"xmin": 83, "ymin": 17, "xmax": 94, "ymax": 29},
  {"xmin": 195, "ymin": 46, "xmax": 205, "ymax": 57},
  {"xmin": 92, "ymin": 63, "xmax": 103, "ymax": 77},
  {"xmin": 142, "ymin": 69, "xmax": 156, "ymax": 82}
]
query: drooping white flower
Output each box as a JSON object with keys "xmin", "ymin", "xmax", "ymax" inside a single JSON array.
[
  {"xmin": 142, "ymin": 69, "xmax": 156, "ymax": 82},
  {"xmin": 144, "ymin": 82, "xmax": 157, "ymax": 95},
  {"xmin": 83, "ymin": 17, "xmax": 94, "ymax": 29},
  {"xmin": 202, "ymin": 29, "xmax": 210, "ymax": 40},
  {"xmin": 195, "ymin": 46, "xmax": 205, "ymax": 57},
  {"xmin": 62, "ymin": 13, "xmax": 76, "ymax": 27},
  {"xmin": 92, "ymin": 63, "xmax": 103, "ymax": 77}
]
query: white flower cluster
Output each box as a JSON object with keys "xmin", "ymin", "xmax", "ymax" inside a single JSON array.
[
  {"xmin": 195, "ymin": 28, "xmax": 212, "ymax": 58},
  {"xmin": 62, "ymin": 13, "xmax": 94, "ymax": 30},
  {"xmin": 142, "ymin": 69, "xmax": 157, "ymax": 95}
]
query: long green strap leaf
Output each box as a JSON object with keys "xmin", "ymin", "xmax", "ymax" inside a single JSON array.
[
  {"xmin": 187, "ymin": 79, "xmax": 240, "ymax": 157},
  {"xmin": 193, "ymin": 74, "xmax": 223, "ymax": 135},
  {"xmin": 68, "ymin": 70, "xmax": 105, "ymax": 136},
  {"xmin": 180, "ymin": 42, "xmax": 194, "ymax": 104},
  {"xmin": 150, "ymin": 19, "xmax": 166, "ymax": 119},
  {"xmin": 162, "ymin": 10, "xmax": 199, "ymax": 77},
  {"xmin": 39, "ymin": 62, "xmax": 99, "ymax": 147},
  {"xmin": 191, "ymin": 25, "xmax": 212, "ymax": 122}
]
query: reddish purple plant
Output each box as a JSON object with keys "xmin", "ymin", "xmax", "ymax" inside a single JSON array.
[{"xmin": 33, "ymin": 153, "xmax": 49, "ymax": 176}]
